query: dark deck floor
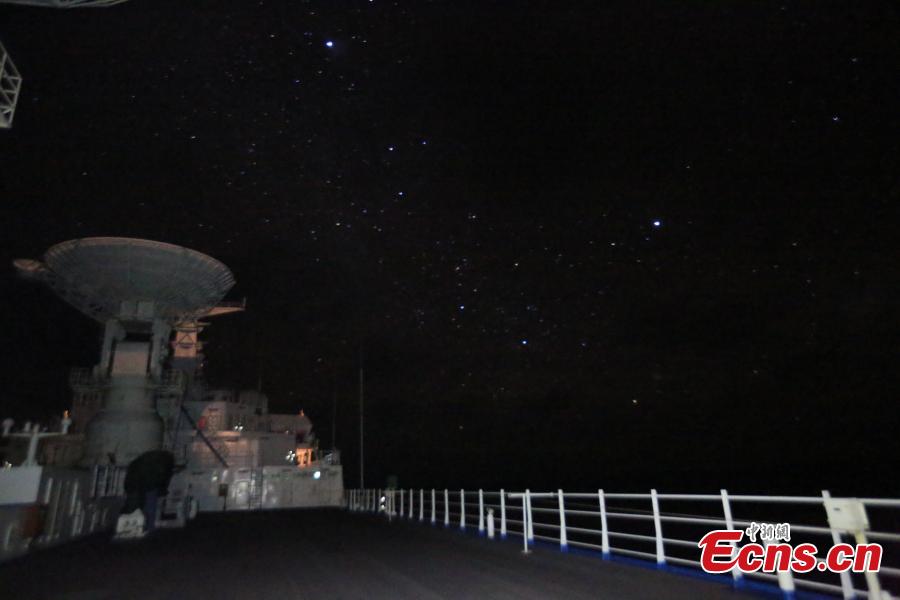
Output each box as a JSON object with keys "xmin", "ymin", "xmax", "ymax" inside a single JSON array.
[{"xmin": 0, "ymin": 509, "xmax": 760, "ymax": 599}]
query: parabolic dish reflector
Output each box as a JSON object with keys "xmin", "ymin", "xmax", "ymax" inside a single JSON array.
[{"xmin": 20, "ymin": 237, "xmax": 236, "ymax": 323}]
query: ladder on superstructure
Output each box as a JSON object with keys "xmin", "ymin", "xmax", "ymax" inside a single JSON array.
[{"xmin": 249, "ymin": 469, "xmax": 263, "ymax": 509}]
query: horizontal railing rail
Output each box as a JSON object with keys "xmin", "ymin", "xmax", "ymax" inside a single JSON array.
[{"xmin": 345, "ymin": 487, "xmax": 900, "ymax": 599}]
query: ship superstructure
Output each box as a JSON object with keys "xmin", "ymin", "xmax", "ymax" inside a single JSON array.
[{"xmin": 1, "ymin": 237, "xmax": 343, "ymax": 561}]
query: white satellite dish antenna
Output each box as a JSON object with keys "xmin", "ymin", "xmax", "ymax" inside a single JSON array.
[{"xmin": 15, "ymin": 237, "xmax": 240, "ymax": 465}]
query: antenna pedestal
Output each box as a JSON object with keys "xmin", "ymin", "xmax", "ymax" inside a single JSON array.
[{"xmin": 83, "ymin": 376, "xmax": 162, "ymax": 465}]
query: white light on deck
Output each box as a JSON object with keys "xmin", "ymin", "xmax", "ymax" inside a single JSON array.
[{"xmin": 313, "ymin": 470, "xmax": 321, "ymax": 480}]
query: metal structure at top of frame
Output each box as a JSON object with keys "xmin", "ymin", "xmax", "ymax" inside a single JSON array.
[
  {"xmin": 0, "ymin": 41, "xmax": 22, "ymax": 128},
  {"xmin": 0, "ymin": 0, "xmax": 131, "ymax": 128},
  {"xmin": 0, "ymin": 0, "xmax": 130, "ymax": 7}
]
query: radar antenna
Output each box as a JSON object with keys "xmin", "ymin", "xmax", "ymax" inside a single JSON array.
[{"xmin": 14, "ymin": 237, "xmax": 242, "ymax": 465}]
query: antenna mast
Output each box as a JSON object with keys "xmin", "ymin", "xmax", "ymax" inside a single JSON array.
[{"xmin": 358, "ymin": 344, "xmax": 364, "ymax": 489}]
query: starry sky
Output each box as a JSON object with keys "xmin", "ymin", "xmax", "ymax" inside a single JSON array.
[{"xmin": 1, "ymin": 1, "xmax": 898, "ymax": 495}]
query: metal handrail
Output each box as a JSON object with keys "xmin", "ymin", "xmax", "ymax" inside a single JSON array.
[{"xmin": 347, "ymin": 486, "xmax": 900, "ymax": 598}]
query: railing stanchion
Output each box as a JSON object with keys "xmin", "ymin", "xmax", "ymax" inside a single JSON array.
[
  {"xmin": 763, "ymin": 537, "xmax": 796, "ymax": 597},
  {"xmin": 478, "ymin": 489, "xmax": 485, "ymax": 535},
  {"xmin": 500, "ymin": 488, "xmax": 507, "ymax": 539},
  {"xmin": 822, "ymin": 490, "xmax": 857, "ymax": 600},
  {"xmin": 460, "ymin": 489, "xmax": 466, "ymax": 530},
  {"xmin": 521, "ymin": 493, "xmax": 531, "ymax": 554},
  {"xmin": 487, "ymin": 508, "xmax": 495, "ymax": 539},
  {"xmin": 400, "ymin": 489, "xmax": 405, "ymax": 518},
  {"xmin": 444, "ymin": 488, "xmax": 449, "ymax": 527},
  {"xmin": 720, "ymin": 489, "xmax": 742, "ymax": 585},
  {"xmin": 650, "ymin": 488, "xmax": 666, "ymax": 565},
  {"xmin": 598, "ymin": 489, "xmax": 610, "ymax": 558},
  {"xmin": 525, "ymin": 489, "xmax": 534, "ymax": 543},
  {"xmin": 419, "ymin": 489, "xmax": 424, "ymax": 521},
  {"xmin": 558, "ymin": 489, "xmax": 568, "ymax": 552},
  {"xmin": 409, "ymin": 488, "xmax": 413, "ymax": 519},
  {"xmin": 430, "ymin": 488, "xmax": 436, "ymax": 524}
]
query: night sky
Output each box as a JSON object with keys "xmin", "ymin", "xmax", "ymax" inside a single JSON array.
[{"xmin": 1, "ymin": 1, "xmax": 898, "ymax": 495}]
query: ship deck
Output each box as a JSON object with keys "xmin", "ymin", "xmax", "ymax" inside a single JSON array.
[{"xmin": 1, "ymin": 509, "xmax": 762, "ymax": 599}]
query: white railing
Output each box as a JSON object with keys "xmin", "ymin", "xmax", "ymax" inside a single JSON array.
[
  {"xmin": 90, "ymin": 465, "xmax": 127, "ymax": 498},
  {"xmin": 346, "ymin": 488, "xmax": 900, "ymax": 599}
]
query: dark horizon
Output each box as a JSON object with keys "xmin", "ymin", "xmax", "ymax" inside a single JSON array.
[{"xmin": 1, "ymin": 1, "xmax": 898, "ymax": 497}]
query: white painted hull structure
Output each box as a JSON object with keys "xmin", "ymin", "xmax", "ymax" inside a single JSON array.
[{"xmin": 0, "ymin": 466, "xmax": 124, "ymax": 561}]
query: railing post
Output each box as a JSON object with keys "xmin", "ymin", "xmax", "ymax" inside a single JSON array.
[
  {"xmin": 487, "ymin": 508, "xmax": 495, "ymax": 539},
  {"xmin": 598, "ymin": 489, "xmax": 610, "ymax": 558},
  {"xmin": 500, "ymin": 489, "xmax": 507, "ymax": 539},
  {"xmin": 460, "ymin": 489, "xmax": 466, "ymax": 530},
  {"xmin": 444, "ymin": 488, "xmax": 449, "ymax": 527},
  {"xmin": 410, "ymin": 488, "xmax": 415, "ymax": 519},
  {"xmin": 525, "ymin": 489, "xmax": 534, "ymax": 543},
  {"xmin": 430, "ymin": 488, "xmax": 436, "ymax": 524},
  {"xmin": 521, "ymin": 493, "xmax": 530, "ymax": 554},
  {"xmin": 419, "ymin": 489, "xmax": 424, "ymax": 521},
  {"xmin": 400, "ymin": 489, "xmax": 405, "ymax": 518},
  {"xmin": 763, "ymin": 537, "xmax": 796, "ymax": 597},
  {"xmin": 558, "ymin": 489, "xmax": 568, "ymax": 552},
  {"xmin": 822, "ymin": 490, "xmax": 856, "ymax": 600},
  {"xmin": 720, "ymin": 489, "xmax": 743, "ymax": 585},
  {"xmin": 650, "ymin": 489, "xmax": 666, "ymax": 565},
  {"xmin": 478, "ymin": 489, "xmax": 485, "ymax": 535}
]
